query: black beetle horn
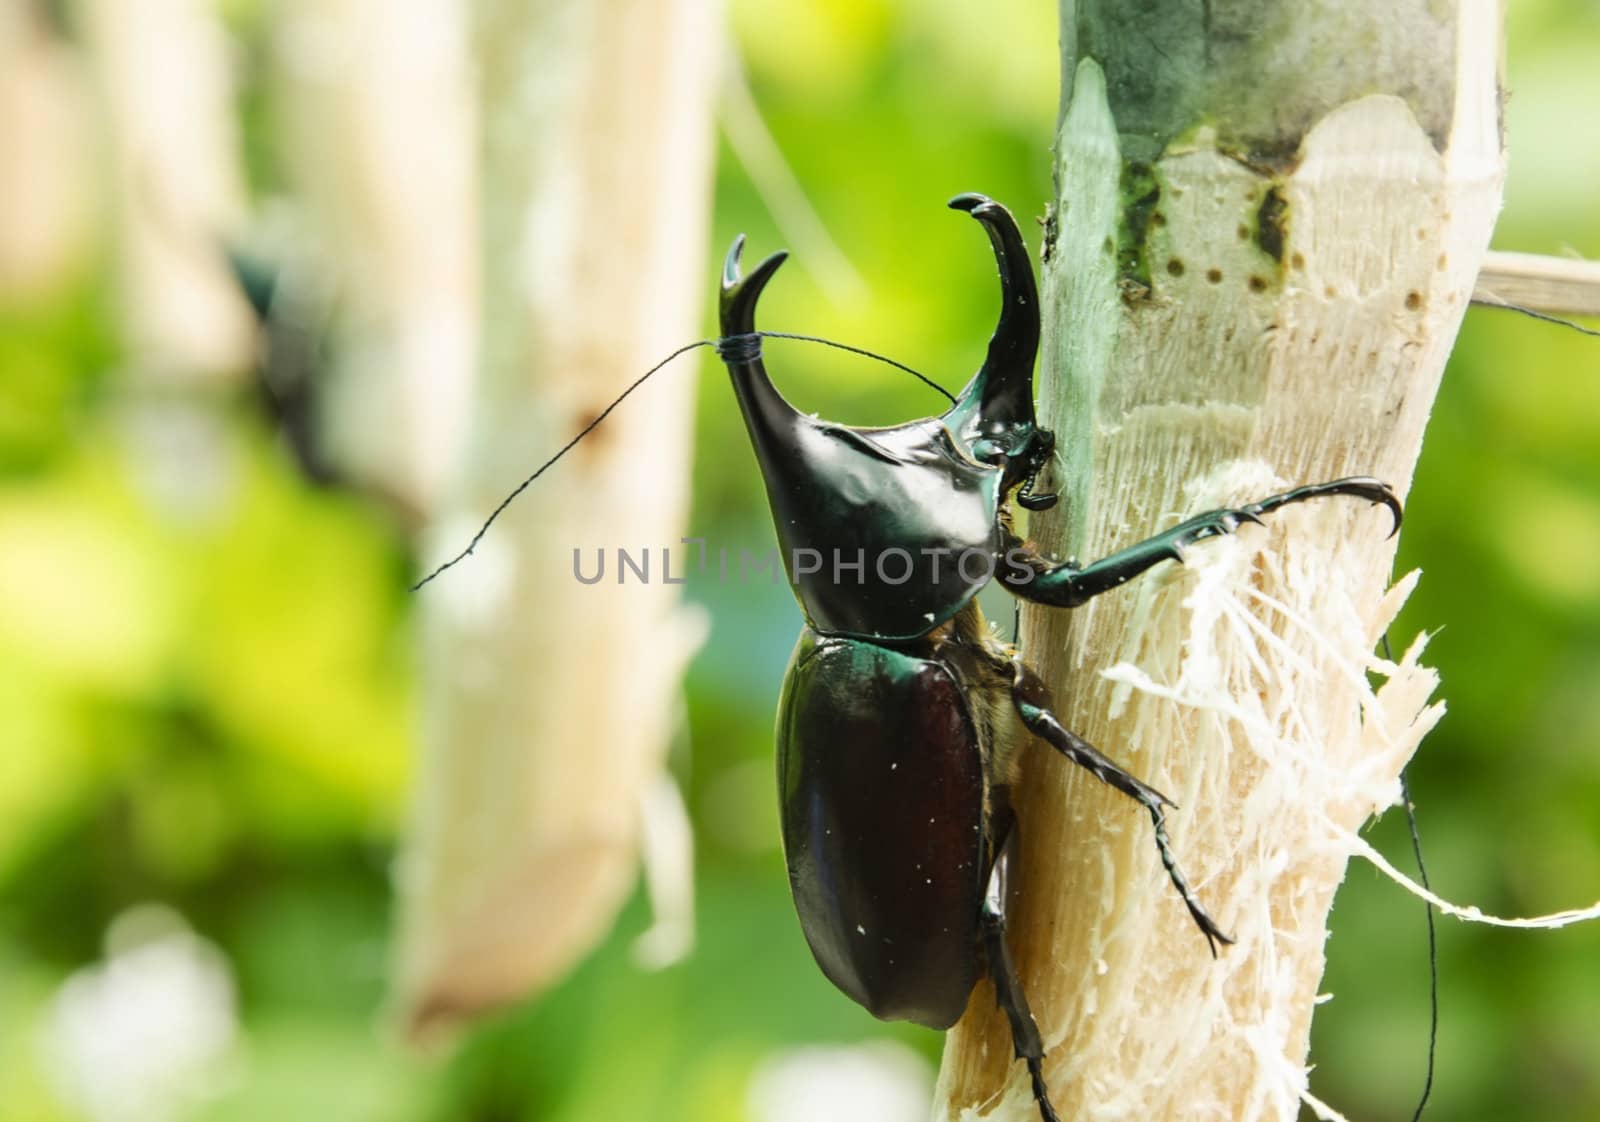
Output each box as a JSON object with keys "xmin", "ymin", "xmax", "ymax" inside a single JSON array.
[
  {"xmin": 943, "ymin": 194, "xmax": 1042, "ymax": 454},
  {"xmin": 720, "ymin": 236, "xmax": 790, "ymax": 338},
  {"xmin": 718, "ymin": 238, "xmax": 808, "ymax": 458},
  {"xmin": 716, "ymin": 237, "xmax": 833, "ymax": 559}
]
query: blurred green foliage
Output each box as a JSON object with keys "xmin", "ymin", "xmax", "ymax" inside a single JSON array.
[{"xmin": 1, "ymin": 2, "xmax": 1597, "ymax": 1122}]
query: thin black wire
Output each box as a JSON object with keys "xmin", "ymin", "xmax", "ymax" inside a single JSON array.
[
  {"xmin": 411, "ymin": 331, "xmax": 951, "ymax": 590},
  {"xmin": 1471, "ymin": 297, "xmax": 1600, "ymax": 338},
  {"xmin": 757, "ymin": 331, "xmax": 956, "ymax": 405},
  {"xmin": 1400, "ymin": 768, "xmax": 1439, "ymax": 1122},
  {"xmin": 1382, "ymin": 632, "xmax": 1439, "ymax": 1122},
  {"xmin": 411, "ymin": 339, "xmax": 711, "ymax": 590},
  {"xmin": 1380, "ymin": 286, "xmax": 1600, "ymax": 1111},
  {"xmin": 1382, "ymin": 290, "xmax": 1595, "ymax": 1119}
]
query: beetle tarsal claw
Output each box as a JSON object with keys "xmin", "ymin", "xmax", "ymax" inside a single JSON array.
[
  {"xmin": 1018, "ymin": 488, "xmax": 1058, "ymax": 512},
  {"xmin": 1027, "ymin": 1059, "xmax": 1062, "ymax": 1122}
]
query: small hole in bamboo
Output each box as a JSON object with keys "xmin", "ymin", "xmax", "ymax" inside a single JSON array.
[{"xmin": 1206, "ymin": 268, "xmax": 1223, "ymax": 284}]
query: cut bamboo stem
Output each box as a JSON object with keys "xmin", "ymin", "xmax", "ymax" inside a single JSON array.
[
  {"xmin": 273, "ymin": 0, "xmax": 479, "ymax": 519},
  {"xmin": 1474, "ymin": 249, "xmax": 1600, "ymax": 319},
  {"xmin": 936, "ymin": 2, "xmax": 1503, "ymax": 1119},
  {"xmin": 391, "ymin": 0, "xmax": 720, "ymax": 1039},
  {"xmin": 0, "ymin": 4, "xmax": 92, "ymax": 297},
  {"xmin": 79, "ymin": 0, "xmax": 254, "ymax": 383}
]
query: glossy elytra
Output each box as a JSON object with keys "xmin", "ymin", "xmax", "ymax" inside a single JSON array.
[{"xmin": 716, "ymin": 193, "xmax": 1401, "ymax": 1122}]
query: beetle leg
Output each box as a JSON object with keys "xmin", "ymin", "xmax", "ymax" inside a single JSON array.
[
  {"xmin": 980, "ymin": 838, "xmax": 1062, "ymax": 1122},
  {"xmin": 1009, "ymin": 661, "xmax": 1233, "ymax": 955},
  {"xmin": 1001, "ymin": 476, "xmax": 1401, "ymax": 608}
]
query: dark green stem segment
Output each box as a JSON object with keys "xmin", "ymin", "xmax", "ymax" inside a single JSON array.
[{"xmin": 1063, "ymin": 0, "xmax": 1457, "ymax": 167}]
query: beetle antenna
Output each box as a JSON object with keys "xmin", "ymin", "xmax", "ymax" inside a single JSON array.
[{"xmin": 411, "ymin": 331, "xmax": 953, "ymax": 590}]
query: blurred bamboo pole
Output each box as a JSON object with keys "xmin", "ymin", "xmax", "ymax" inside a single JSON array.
[
  {"xmin": 272, "ymin": 0, "xmax": 479, "ymax": 519},
  {"xmin": 0, "ymin": 3, "xmax": 92, "ymax": 299},
  {"xmin": 391, "ymin": 0, "xmax": 720, "ymax": 1038},
  {"xmin": 937, "ymin": 2, "xmax": 1502, "ymax": 1120},
  {"xmin": 78, "ymin": 0, "xmax": 254, "ymax": 384},
  {"xmin": 1474, "ymin": 249, "xmax": 1600, "ymax": 319}
]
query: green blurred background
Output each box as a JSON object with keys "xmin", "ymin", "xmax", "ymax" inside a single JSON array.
[{"xmin": 2, "ymin": 1, "xmax": 1598, "ymax": 1120}]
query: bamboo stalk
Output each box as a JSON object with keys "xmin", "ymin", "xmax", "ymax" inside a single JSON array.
[
  {"xmin": 1474, "ymin": 249, "xmax": 1600, "ymax": 319},
  {"xmin": 936, "ymin": 2, "xmax": 1503, "ymax": 1119},
  {"xmin": 272, "ymin": 0, "xmax": 479, "ymax": 519},
  {"xmin": 391, "ymin": 0, "xmax": 720, "ymax": 1038},
  {"xmin": 78, "ymin": 0, "xmax": 254, "ymax": 383},
  {"xmin": 0, "ymin": 3, "xmax": 92, "ymax": 298}
]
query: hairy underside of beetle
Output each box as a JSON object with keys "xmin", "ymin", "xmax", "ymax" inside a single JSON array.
[{"xmin": 927, "ymin": 602, "xmax": 1036, "ymax": 829}]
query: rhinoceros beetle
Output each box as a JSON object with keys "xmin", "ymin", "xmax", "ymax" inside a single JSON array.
[
  {"xmin": 714, "ymin": 193, "xmax": 1402, "ymax": 1122},
  {"xmin": 411, "ymin": 190, "xmax": 1403, "ymax": 1122}
]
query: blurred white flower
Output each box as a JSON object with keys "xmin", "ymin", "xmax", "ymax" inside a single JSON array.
[
  {"xmin": 747, "ymin": 1040, "xmax": 934, "ymax": 1122},
  {"xmin": 41, "ymin": 905, "xmax": 240, "ymax": 1122}
]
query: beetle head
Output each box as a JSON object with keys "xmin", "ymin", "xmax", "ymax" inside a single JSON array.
[{"xmin": 717, "ymin": 195, "xmax": 1053, "ymax": 640}]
